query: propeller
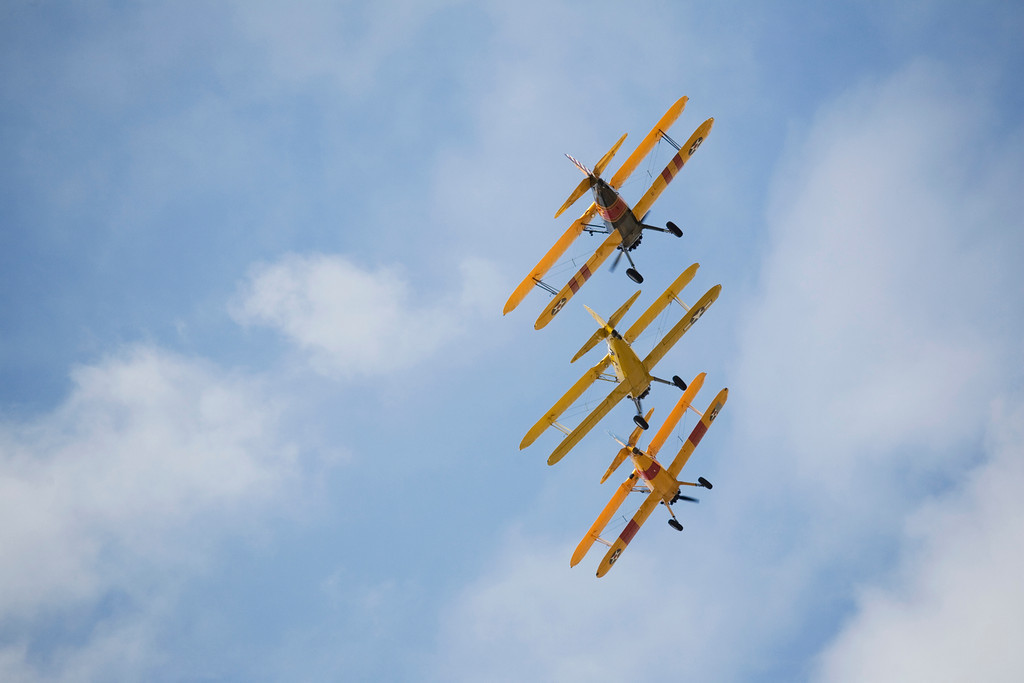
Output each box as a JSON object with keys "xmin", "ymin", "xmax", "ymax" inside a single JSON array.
[
  {"xmin": 610, "ymin": 246, "xmax": 624, "ymax": 273},
  {"xmin": 672, "ymin": 493, "xmax": 700, "ymax": 504}
]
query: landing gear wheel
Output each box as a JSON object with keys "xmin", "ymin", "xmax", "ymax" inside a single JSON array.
[
  {"xmin": 672, "ymin": 375, "xmax": 687, "ymax": 390},
  {"xmin": 668, "ymin": 519, "xmax": 684, "ymax": 531},
  {"xmin": 633, "ymin": 414, "xmax": 649, "ymax": 430},
  {"xmin": 667, "ymin": 221, "xmax": 682, "ymax": 238},
  {"xmin": 626, "ymin": 268, "xmax": 643, "ymax": 284},
  {"xmin": 698, "ymin": 476, "xmax": 713, "ymax": 489}
]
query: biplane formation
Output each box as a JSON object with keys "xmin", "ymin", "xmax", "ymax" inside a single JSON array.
[{"xmin": 506, "ymin": 96, "xmax": 728, "ymax": 576}]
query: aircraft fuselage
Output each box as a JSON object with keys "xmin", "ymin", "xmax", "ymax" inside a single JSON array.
[
  {"xmin": 630, "ymin": 451, "xmax": 678, "ymax": 504},
  {"xmin": 592, "ymin": 178, "xmax": 643, "ymax": 249},
  {"xmin": 606, "ymin": 333, "xmax": 652, "ymax": 400}
]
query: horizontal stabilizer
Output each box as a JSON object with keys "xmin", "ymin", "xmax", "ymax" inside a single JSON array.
[
  {"xmin": 600, "ymin": 407, "xmax": 652, "ymax": 484},
  {"xmin": 594, "ymin": 133, "xmax": 627, "ymax": 177},
  {"xmin": 555, "ymin": 177, "xmax": 592, "ymax": 219},
  {"xmin": 572, "ymin": 290, "xmax": 641, "ymax": 363}
]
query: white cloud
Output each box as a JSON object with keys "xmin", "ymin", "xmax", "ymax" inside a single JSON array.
[
  {"xmin": 0, "ymin": 346, "xmax": 299, "ymax": 678},
  {"xmin": 813, "ymin": 397, "xmax": 1024, "ymax": 682},
  {"xmin": 434, "ymin": 61, "xmax": 1024, "ymax": 681},
  {"xmin": 229, "ymin": 0, "xmax": 463, "ymax": 95},
  {"xmin": 734, "ymin": 60, "xmax": 1023, "ymax": 493},
  {"xmin": 230, "ymin": 252, "xmax": 497, "ymax": 378}
]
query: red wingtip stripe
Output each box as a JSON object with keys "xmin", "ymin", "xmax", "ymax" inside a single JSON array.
[
  {"xmin": 688, "ymin": 420, "xmax": 709, "ymax": 447},
  {"xmin": 619, "ymin": 520, "xmax": 641, "ymax": 545}
]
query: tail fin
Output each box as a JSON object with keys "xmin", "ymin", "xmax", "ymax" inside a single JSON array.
[{"xmin": 555, "ymin": 134, "xmax": 626, "ymax": 219}]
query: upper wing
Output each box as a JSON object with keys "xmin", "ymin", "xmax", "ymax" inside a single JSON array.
[
  {"xmin": 608, "ymin": 96, "xmax": 689, "ymax": 189},
  {"xmin": 595, "ymin": 492, "xmax": 662, "ymax": 577},
  {"xmin": 520, "ymin": 355, "xmax": 611, "ymax": 450},
  {"xmin": 646, "ymin": 372, "xmax": 706, "ymax": 458},
  {"xmin": 546, "ymin": 381, "xmax": 630, "ymax": 465},
  {"xmin": 642, "ymin": 284, "xmax": 721, "ymax": 370},
  {"xmin": 667, "ymin": 387, "xmax": 728, "ymax": 479},
  {"xmin": 631, "ymin": 117, "xmax": 714, "ymax": 221},
  {"xmin": 571, "ymin": 471, "xmax": 639, "ymax": 567},
  {"xmin": 504, "ymin": 203, "xmax": 599, "ymax": 315},
  {"xmin": 623, "ymin": 263, "xmax": 700, "ymax": 343},
  {"xmin": 534, "ymin": 231, "xmax": 623, "ymax": 330}
]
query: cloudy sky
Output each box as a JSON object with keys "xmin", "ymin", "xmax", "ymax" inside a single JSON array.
[{"xmin": 2, "ymin": 1, "xmax": 1023, "ymax": 681}]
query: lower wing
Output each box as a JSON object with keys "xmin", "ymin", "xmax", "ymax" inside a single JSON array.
[
  {"xmin": 667, "ymin": 387, "xmax": 728, "ymax": 479},
  {"xmin": 596, "ymin": 492, "xmax": 662, "ymax": 577},
  {"xmin": 546, "ymin": 381, "xmax": 630, "ymax": 465},
  {"xmin": 641, "ymin": 284, "xmax": 721, "ymax": 370},
  {"xmin": 504, "ymin": 204, "xmax": 599, "ymax": 315},
  {"xmin": 520, "ymin": 355, "xmax": 611, "ymax": 450},
  {"xmin": 631, "ymin": 117, "xmax": 714, "ymax": 221},
  {"xmin": 571, "ymin": 471, "xmax": 639, "ymax": 567},
  {"xmin": 533, "ymin": 231, "xmax": 623, "ymax": 330}
]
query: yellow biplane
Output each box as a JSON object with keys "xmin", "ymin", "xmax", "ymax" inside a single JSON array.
[
  {"xmin": 572, "ymin": 376, "xmax": 728, "ymax": 577},
  {"xmin": 503, "ymin": 96, "xmax": 714, "ymax": 330},
  {"xmin": 520, "ymin": 264, "xmax": 720, "ymax": 465}
]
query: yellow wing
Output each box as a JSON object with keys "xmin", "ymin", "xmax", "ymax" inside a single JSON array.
[
  {"xmin": 504, "ymin": 204, "xmax": 599, "ymax": 315},
  {"xmin": 506, "ymin": 97, "xmax": 692, "ymax": 317},
  {"xmin": 631, "ymin": 117, "xmax": 714, "ymax": 222},
  {"xmin": 667, "ymin": 387, "xmax": 728, "ymax": 479},
  {"xmin": 596, "ymin": 492, "xmax": 662, "ymax": 577},
  {"xmin": 546, "ymin": 381, "xmax": 630, "ymax": 465},
  {"xmin": 641, "ymin": 284, "xmax": 721, "ymax": 370},
  {"xmin": 520, "ymin": 355, "xmax": 611, "ymax": 450},
  {"xmin": 646, "ymin": 372, "xmax": 706, "ymax": 458},
  {"xmin": 533, "ymin": 231, "xmax": 623, "ymax": 330},
  {"xmin": 607, "ymin": 96, "xmax": 689, "ymax": 190},
  {"xmin": 571, "ymin": 471, "xmax": 638, "ymax": 567},
  {"xmin": 623, "ymin": 263, "xmax": 699, "ymax": 343}
]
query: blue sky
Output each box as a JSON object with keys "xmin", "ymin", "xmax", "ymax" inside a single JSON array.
[{"xmin": 2, "ymin": 1, "xmax": 1023, "ymax": 681}]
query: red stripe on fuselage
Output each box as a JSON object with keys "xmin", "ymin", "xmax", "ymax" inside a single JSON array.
[
  {"xmin": 598, "ymin": 196, "xmax": 629, "ymax": 222},
  {"xmin": 641, "ymin": 460, "xmax": 661, "ymax": 481}
]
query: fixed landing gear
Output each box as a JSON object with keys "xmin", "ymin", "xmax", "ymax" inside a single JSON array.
[
  {"xmin": 667, "ymin": 221, "xmax": 682, "ymax": 238},
  {"xmin": 626, "ymin": 268, "xmax": 643, "ymax": 284},
  {"xmin": 668, "ymin": 519, "xmax": 683, "ymax": 531},
  {"xmin": 698, "ymin": 476, "xmax": 713, "ymax": 489},
  {"xmin": 633, "ymin": 413, "xmax": 649, "ymax": 430},
  {"xmin": 672, "ymin": 375, "xmax": 687, "ymax": 390}
]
